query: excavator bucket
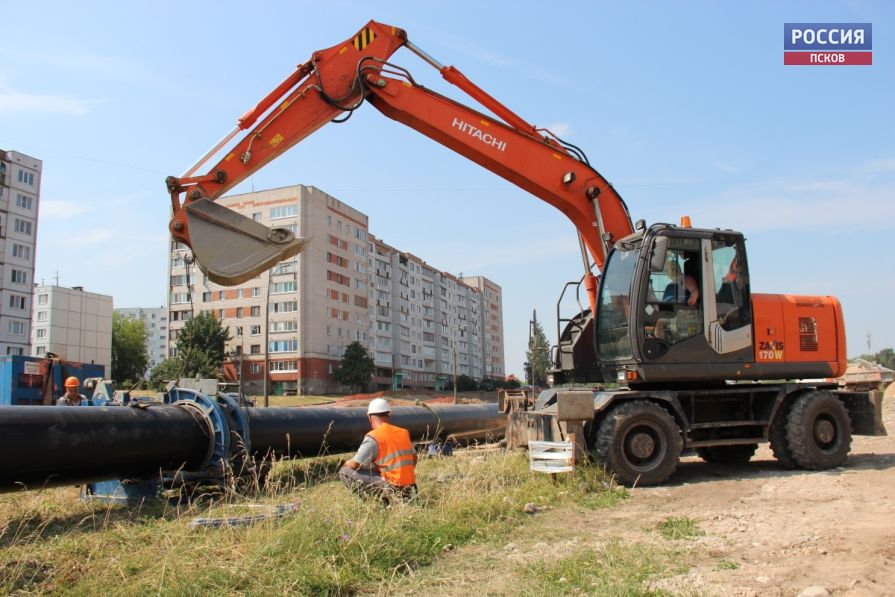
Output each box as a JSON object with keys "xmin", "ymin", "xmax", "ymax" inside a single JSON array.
[{"xmin": 184, "ymin": 199, "xmax": 310, "ymax": 286}]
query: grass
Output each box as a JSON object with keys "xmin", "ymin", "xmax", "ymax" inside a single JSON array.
[
  {"xmin": 656, "ymin": 516, "xmax": 705, "ymax": 540},
  {"xmin": 518, "ymin": 541, "xmax": 685, "ymax": 596},
  {"xmin": 255, "ymin": 394, "xmax": 342, "ymax": 407},
  {"xmin": 0, "ymin": 450, "xmax": 635, "ymax": 595},
  {"xmin": 716, "ymin": 559, "xmax": 739, "ymax": 570}
]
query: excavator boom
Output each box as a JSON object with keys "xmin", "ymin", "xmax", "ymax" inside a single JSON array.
[{"xmin": 166, "ymin": 20, "xmax": 633, "ymax": 312}]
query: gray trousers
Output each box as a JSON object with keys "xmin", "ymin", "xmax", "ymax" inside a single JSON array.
[{"xmin": 338, "ymin": 465, "xmax": 391, "ymax": 496}]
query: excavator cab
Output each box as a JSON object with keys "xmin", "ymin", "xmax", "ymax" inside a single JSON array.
[{"xmin": 596, "ymin": 224, "xmax": 755, "ymax": 385}]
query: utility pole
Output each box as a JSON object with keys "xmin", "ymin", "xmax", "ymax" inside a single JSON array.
[
  {"xmin": 263, "ymin": 267, "xmax": 272, "ymax": 408},
  {"xmin": 452, "ymin": 339, "xmax": 457, "ymax": 403}
]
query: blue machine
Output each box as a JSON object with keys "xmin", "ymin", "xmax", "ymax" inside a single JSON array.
[
  {"xmin": 82, "ymin": 387, "xmax": 253, "ymax": 504},
  {"xmin": 0, "ymin": 355, "xmax": 105, "ymax": 406}
]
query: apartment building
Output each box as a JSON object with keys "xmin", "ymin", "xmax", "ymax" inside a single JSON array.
[
  {"xmin": 114, "ymin": 306, "xmax": 168, "ymax": 375},
  {"xmin": 0, "ymin": 149, "xmax": 41, "ymax": 356},
  {"xmin": 458, "ymin": 275, "xmax": 506, "ymax": 381},
  {"xmin": 167, "ymin": 185, "xmax": 504, "ymax": 395},
  {"xmin": 30, "ymin": 285, "xmax": 113, "ymax": 376}
]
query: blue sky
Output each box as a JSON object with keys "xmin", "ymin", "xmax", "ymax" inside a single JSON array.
[{"xmin": 1, "ymin": 1, "xmax": 892, "ymax": 377}]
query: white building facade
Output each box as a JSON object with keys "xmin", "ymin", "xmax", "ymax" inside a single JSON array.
[
  {"xmin": 167, "ymin": 185, "xmax": 505, "ymax": 394},
  {"xmin": 0, "ymin": 149, "xmax": 41, "ymax": 356},
  {"xmin": 114, "ymin": 306, "xmax": 168, "ymax": 375},
  {"xmin": 31, "ymin": 285, "xmax": 113, "ymax": 376}
]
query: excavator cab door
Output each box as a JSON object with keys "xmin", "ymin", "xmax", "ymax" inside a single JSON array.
[
  {"xmin": 183, "ymin": 199, "xmax": 310, "ymax": 286},
  {"xmin": 597, "ymin": 228, "xmax": 756, "ymax": 383}
]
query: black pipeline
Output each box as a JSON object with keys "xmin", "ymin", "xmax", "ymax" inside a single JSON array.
[{"xmin": 0, "ymin": 403, "xmax": 502, "ymax": 492}]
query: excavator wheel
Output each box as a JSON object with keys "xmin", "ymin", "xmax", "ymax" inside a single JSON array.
[
  {"xmin": 594, "ymin": 400, "xmax": 682, "ymax": 486},
  {"xmin": 696, "ymin": 444, "xmax": 757, "ymax": 465},
  {"xmin": 785, "ymin": 390, "xmax": 852, "ymax": 470},
  {"xmin": 769, "ymin": 399, "xmax": 797, "ymax": 469}
]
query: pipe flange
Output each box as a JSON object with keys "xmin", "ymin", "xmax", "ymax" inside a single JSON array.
[
  {"xmin": 217, "ymin": 393, "xmax": 251, "ymax": 456},
  {"xmin": 171, "ymin": 389, "xmax": 230, "ymax": 469}
]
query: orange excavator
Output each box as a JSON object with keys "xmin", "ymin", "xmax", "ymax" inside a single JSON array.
[{"xmin": 166, "ymin": 21, "xmax": 885, "ymax": 485}]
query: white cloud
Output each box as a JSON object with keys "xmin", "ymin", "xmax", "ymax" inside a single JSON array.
[
  {"xmin": 855, "ymin": 157, "xmax": 895, "ymax": 175},
  {"xmin": 0, "ymin": 86, "xmax": 92, "ymax": 115},
  {"xmin": 39, "ymin": 200, "xmax": 90, "ymax": 219},
  {"xmin": 543, "ymin": 122, "xmax": 573, "ymax": 139},
  {"xmin": 680, "ymin": 180, "xmax": 895, "ymax": 232}
]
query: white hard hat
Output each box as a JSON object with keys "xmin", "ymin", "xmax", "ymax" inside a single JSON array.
[{"xmin": 367, "ymin": 398, "xmax": 391, "ymax": 415}]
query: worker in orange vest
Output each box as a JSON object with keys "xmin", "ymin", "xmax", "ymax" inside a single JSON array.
[
  {"xmin": 339, "ymin": 398, "xmax": 418, "ymax": 500},
  {"xmin": 56, "ymin": 376, "xmax": 86, "ymax": 406}
]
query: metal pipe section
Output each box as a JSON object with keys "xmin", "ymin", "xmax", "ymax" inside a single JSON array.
[
  {"xmin": 0, "ymin": 405, "xmax": 209, "ymax": 492},
  {"xmin": 248, "ymin": 403, "xmax": 502, "ymax": 457},
  {"xmin": 0, "ymin": 403, "xmax": 502, "ymax": 493}
]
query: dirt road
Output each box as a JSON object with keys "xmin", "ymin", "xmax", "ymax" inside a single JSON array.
[
  {"xmin": 400, "ymin": 395, "xmax": 894, "ymax": 596},
  {"xmin": 596, "ymin": 394, "xmax": 895, "ymax": 596}
]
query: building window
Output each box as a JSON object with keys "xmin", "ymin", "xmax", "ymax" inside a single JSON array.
[
  {"xmin": 252, "ymin": 212, "xmax": 262, "ymax": 222},
  {"xmin": 37, "ymin": 294, "xmax": 48, "ymax": 305},
  {"xmin": 235, "ymin": 326, "xmax": 244, "ymax": 337},
  {"xmin": 13, "ymin": 219, "xmax": 32, "ymax": 235},
  {"xmin": 34, "ymin": 346, "xmax": 45, "ymax": 356},
  {"xmin": 250, "ymin": 306, "xmax": 261, "ymax": 317},
  {"xmin": 8, "ymin": 320, "xmax": 26, "ymax": 336},
  {"xmin": 10, "ymin": 269, "xmax": 27, "ymax": 284},
  {"xmin": 15, "ymin": 194, "xmax": 33, "ymax": 209},
  {"xmin": 35, "ymin": 328, "xmax": 47, "ymax": 339},
  {"xmin": 8, "ymin": 347, "xmax": 24, "ymax": 356},
  {"xmin": 250, "ymin": 325, "xmax": 261, "ymax": 335},
  {"xmin": 8, "ymin": 295, "xmax": 26, "ymax": 310},
  {"xmin": 36, "ymin": 310, "xmax": 47, "ymax": 322},
  {"xmin": 270, "ymin": 205, "xmax": 298, "ymax": 219},
  {"xmin": 270, "ymin": 320, "xmax": 297, "ymax": 333},
  {"xmin": 250, "ymin": 344, "xmax": 261, "ymax": 355},
  {"xmin": 236, "ymin": 307, "xmax": 244, "ymax": 318},
  {"xmin": 11, "ymin": 244, "xmax": 31, "ymax": 260},
  {"xmin": 18, "ymin": 170, "xmax": 34, "ymax": 186},
  {"xmin": 251, "ymin": 287, "xmax": 261, "ymax": 298},
  {"xmin": 202, "ymin": 291, "xmax": 212, "ymax": 302},
  {"xmin": 271, "ymin": 301, "xmax": 297, "ymax": 313},
  {"xmin": 269, "ymin": 339, "xmax": 298, "ymax": 353},
  {"xmin": 270, "ymin": 281, "xmax": 297, "ymax": 294},
  {"xmin": 172, "ymin": 292, "xmax": 190, "ymax": 304},
  {"xmin": 270, "ymin": 360, "xmax": 297, "ymax": 372}
]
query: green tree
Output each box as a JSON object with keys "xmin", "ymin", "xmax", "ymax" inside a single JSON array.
[
  {"xmin": 333, "ymin": 341, "xmax": 375, "ymax": 392},
  {"xmin": 526, "ymin": 314, "xmax": 551, "ymax": 386},
  {"xmin": 149, "ymin": 357, "xmax": 184, "ymax": 390},
  {"xmin": 112, "ymin": 312, "xmax": 149, "ymax": 384},
  {"xmin": 858, "ymin": 347, "xmax": 895, "ymax": 370},
  {"xmin": 176, "ymin": 312, "xmax": 230, "ymax": 378}
]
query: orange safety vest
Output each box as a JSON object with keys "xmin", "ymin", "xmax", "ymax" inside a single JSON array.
[{"xmin": 367, "ymin": 423, "xmax": 416, "ymax": 487}]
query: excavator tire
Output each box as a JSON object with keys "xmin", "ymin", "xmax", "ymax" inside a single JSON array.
[
  {"xmin": 786, "ymin": 390, "xmax": 852, "ymax": 470},
  {"xmin": 595, "ymin": 400, "xmax": 682, "ymax": 487},
  {"xmin": 769, "ymin": 399, "xmax": 797, "ymax": 469},
  {"xmin": 696, "ymin": 444, "xmax": 758, "ymax": 464}
]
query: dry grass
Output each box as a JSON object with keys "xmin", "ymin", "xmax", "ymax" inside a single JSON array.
[{"xmin": 0, "ymin": 450, "xmax": 656, "ymax": 595}]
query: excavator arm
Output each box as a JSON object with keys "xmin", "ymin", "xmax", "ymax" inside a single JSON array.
[{"xmin": 166, "ymin": 20, "xmax": 633, "ymax": 315}]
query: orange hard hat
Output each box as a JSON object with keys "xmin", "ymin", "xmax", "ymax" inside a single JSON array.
[{"xmin": 64, "ymin": 376, "xmax": 80, "ymax": 389}]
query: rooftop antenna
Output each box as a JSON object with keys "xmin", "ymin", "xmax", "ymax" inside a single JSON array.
[{"xmin": 866, "ymin": 330, "xmax": 872, "ymax": 353}]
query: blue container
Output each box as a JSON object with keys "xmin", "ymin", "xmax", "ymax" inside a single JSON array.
[{"xmin": 0, "ymin": 356, "xmax": 105, "ymax": 406}]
